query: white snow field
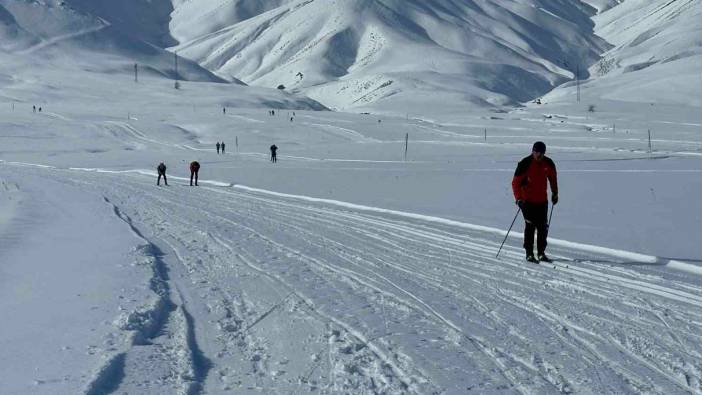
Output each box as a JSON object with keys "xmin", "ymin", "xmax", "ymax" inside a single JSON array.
[{"xmin": 2, "ymin": 0, "xmax": 702, "ymax": 394}]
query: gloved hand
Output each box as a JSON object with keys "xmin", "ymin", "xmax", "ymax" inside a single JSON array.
[
  {"xmin": 552, "ymin": 193, "xmax": 559, "ymax": 205},
  {"xmin": 516, "ymin": 199, "xmax": 524, "ymax": 208}
]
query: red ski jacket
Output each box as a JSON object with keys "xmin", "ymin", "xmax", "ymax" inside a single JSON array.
[
  {"xmin": 512, "ymin": 155, "xmax": 558, "ymax": 203},
  {"xmin": 190, "ymin": 161, "xmax": 200, "ymax": 172}
]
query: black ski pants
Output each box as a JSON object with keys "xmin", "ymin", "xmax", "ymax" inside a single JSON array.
[
  {"xmin": 190, "ymin": 170, "xmax": 198, "ymax": 186},
  {"xmin": 157, "ymin": 173, "xmax": 168, "ymax": 186},
  {"xmin": 522, "ymin": 202, "xmax": 548, "ymax": 255}
]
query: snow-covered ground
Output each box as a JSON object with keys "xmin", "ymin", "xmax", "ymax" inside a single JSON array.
[
  {"xmin": 2, "ymin": 56, "xmax": 702, "ymax": 393},
  {"xmin": 2, "ymin": 0, "xmax": 702, "ymax": 394}
]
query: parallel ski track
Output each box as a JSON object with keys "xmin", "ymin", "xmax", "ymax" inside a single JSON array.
[{"xmin": 59, "ymin": 169, "xmax": 702, "ymax": 394}]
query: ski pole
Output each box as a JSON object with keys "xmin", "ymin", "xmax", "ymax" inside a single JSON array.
[
  {"xmin": 548, "ymin": 204, "xmax": 555, "ymax": 228},
  {"xmin": 496, "ymin": 207, "xmax": 521, "ymax": 258}
]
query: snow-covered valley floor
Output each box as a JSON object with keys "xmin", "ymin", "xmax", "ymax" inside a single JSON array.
[{"xmin": 2, "ymin": 68, "xmax": 702, "ymax": 394}]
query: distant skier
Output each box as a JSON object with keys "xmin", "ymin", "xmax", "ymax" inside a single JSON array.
[
  {"xmin": 33, "ymin": 105, "xmax": 36, "ymax": 113},
  {"xmin": 512, "ymin": 141, "xmax": 558, "ymax": 263},
  {"xmin": 270, "ymin": 144, "xmax": 278, "ymax": 163},
  {"xmin": 221, "ymin": 141, "xmax": 225, "ymax": 154},
  {"xmin": 157, "ymin": 162, "xmax": 168, "ymax": 186},
  {"xmin": 290, "ymin": 117, "xmax": 294, "ymax": 122},
  {"xmin": 190, "ymin": 161, "xmax": 200, "ymax": 186},
  {"xmin": 38, "ymin": 107, "xmax": 42, "ymax": 112},
  {"xmin": 216, "ymin": 142, "xmax": 221, "ymax": 154},
  {"xmin": 223, "ymin": 107, "xmax": 226, "ymax": 115}
]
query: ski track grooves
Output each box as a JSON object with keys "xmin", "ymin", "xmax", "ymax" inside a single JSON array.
[
  {"xmin": 83, "ymin": 196, "xmax": 211, "ymax": 395},
  {"xmin": 18, "ymin": 166, "xmax": 702, "ymax": 394}
]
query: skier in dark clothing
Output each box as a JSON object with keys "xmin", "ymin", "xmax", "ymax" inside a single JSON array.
[
  {"xmin": 157, "ymin": 162, "xmax": 168, "ymax": 186},
  {"xmin": 512, "ymin": 141, "xmax": 558, "ymax": 263},
  {"xmin": 270, "ymin": 144, "xmax": 278, "ymax": 163},
  {"xmin": 221, "ymin": 142, "xmax": 225, "ymax": 154},
  {"xmin": 190, "ymin": 161, "xmax": 200, "ymax": 186},
  {"xmin": 216, "ymin": 142, "xmax": 221, "ymax": 154}
]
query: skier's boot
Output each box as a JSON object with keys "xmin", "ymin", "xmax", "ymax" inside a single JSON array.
[
  {"xmin": 537, "ymin": 253, "xmax": 553, "ymax": 263},
  {"xmin": 526, "ymin": 253, "xmax": 539, "ymax": 264}
]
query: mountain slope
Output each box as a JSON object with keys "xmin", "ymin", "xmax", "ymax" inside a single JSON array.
[
  {"xmin": 0, "ymin": 0, "xmax": 225, "ymax": 84},
  {"xmin": 171, "ymin": 0, "xmax": 610, "ymax": 112},
  {"xmin": 546, "ymin": 0, "xmax": 702, "ymax": 106}
]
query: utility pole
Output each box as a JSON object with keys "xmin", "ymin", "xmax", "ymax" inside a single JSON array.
[
  {"xmin": 648, "ymin": 129, "xmax": 652, "ymax": 153},
  {"xmin": 404, "ymin": 133, "xmax": 409, "ymax": 161},
  {"xmin": 174, "ymin": 52, "xmax": 179, "ymax": 89},
  {"xmin": 484, "ymin": 128, "xmax": 487, "ymax": 142},
  {"xmin": 134, "ymin": 63, "xmax": 138, "ymax": 83}
]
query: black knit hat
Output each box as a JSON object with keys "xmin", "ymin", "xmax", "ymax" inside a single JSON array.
[{"xmin": 532, "ymin": 141, "xmax": 546, "ymax": 153}]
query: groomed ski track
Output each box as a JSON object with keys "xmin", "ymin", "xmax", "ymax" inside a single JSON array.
[{"xmin": 10, "ymin": 164, "xmax": 702, "ymax": 394}]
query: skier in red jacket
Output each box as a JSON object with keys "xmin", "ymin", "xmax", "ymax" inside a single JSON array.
[{"xmin": 512, "ymin": 141, "xmax": 558, "ymax": 263}]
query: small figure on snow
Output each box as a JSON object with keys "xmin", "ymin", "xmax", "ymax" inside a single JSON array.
[
  {"xmin": 512, "ymin": 141, "xmax": 558, "ymax": 263},
  {"xmin": 221, "ymin": 141, "xmax": 225, "ymax": 154},
  {"xmin": 216, "ymin": 142, "xmax": 221, "ymax": 154},
  {"xmin": 270, "ymin": 144, "xmax": 278, "ymax": 163},
  {"xmin": 157, "ymin": 162, "xmax": 168, "ymax": 186},
  {"xmin": 190, "ymin": 161, "xmax": 200, "ymax": 186}
]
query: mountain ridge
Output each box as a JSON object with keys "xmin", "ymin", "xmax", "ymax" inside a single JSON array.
[{"xmin": 170, "ymin": 0, "xmax": 610, "ymax": 111}]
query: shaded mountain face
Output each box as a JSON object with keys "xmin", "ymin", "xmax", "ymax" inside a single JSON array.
[
  {"xmin": 0, "ymin": 0, "xmax": 226, "ymax": 83},
  {"xmin": 0, "ymin": 3, "xmax": 36, "ymax": 52},
  {"xmin": 169, "ymin": 0, "xmax": 610, "ymax": 111},
  {"xmin": 62, "ymin": 0, "xmax": 178, "ymax": 47},
  {"xmin": 170, "ymin": 0, "xmax": 295, "ymax": 41}
]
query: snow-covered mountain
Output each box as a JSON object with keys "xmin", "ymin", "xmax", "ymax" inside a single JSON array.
[
  {"xmin": 170, "ymin": 0, "xmax": 610, "ymax": 112},
  {"xmin": 5, "ymin": 0, "xmax": 701, "ymax": 111},
  {"xmin": 546, "ymin": 0, "xmax": 702, "ymax": 106},
  {"xmin": 0, "ymin": 0, "xmax": 224, "ymax": 84}
]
